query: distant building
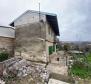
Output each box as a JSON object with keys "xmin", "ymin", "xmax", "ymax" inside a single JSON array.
[
  {"xmin": 10, "ymin": 10, "xmax": 60, "ymax": 63},
  {"xmin": 69, "ymin": 50, "xmax": 84, "ymax": 55}
]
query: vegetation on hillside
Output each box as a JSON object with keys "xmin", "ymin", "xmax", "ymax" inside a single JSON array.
[{"xmin": 70, "ymin": 52, "xmax": 91, "ymax": 79}]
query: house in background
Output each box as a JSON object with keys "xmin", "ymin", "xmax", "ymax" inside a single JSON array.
[
  {"xmin": 10, "ymin": 10, "xmax": 60, "ymax": 63},
  {"xmin": 0, "ymin": 26, "xmax": 15, "ymax": 56}
]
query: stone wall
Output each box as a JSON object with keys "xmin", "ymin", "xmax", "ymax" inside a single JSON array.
[
  {"xmin": 0, "ymin": 36, "xmax": 14, "ymax": 56},
  {"xmin": 15, "ymin": 22, "xmax": 48, "ymax": 63},
  {"xmin": 45, "ymin": 22, "xmax": 56, "ymax": 57}
]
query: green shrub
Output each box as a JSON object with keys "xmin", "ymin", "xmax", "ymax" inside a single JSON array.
[
  {"xmin": 0, "ymin": 52, "xmax": 9, "ymax": 62},
  {"xmin": 87, "ymin": 53, "xmax": 91, "ymax": 62}
]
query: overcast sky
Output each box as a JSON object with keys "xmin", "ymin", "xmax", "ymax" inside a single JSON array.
[{"xmin": 0, "ymin": 0, "xmax": 90, "ymax": 41}]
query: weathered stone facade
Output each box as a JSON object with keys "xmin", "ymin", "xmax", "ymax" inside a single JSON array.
[
  {"xmin": 15, "ymin": 19, "xmax": 57, "ymax": 63},
  {"xmin": 0, "ymin": 37, "xmax": 14, "ymax": 56},
  {"xmin": 15, "ymin": 22, "xmax": 48, "ymax": 62}
]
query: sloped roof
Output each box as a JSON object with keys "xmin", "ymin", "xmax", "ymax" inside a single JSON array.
[
  {"xmin": 0, "ymin": 25, "xmax": 15, "ymax": 29},
  {"xmin": 10, "ymin": 10, "xmax": 60, "ymax": 36}
]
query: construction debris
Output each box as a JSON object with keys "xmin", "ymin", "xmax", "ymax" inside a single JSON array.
[{"xmin": 1, "ymin": 57, "xmax": 49, "ymax": 84}]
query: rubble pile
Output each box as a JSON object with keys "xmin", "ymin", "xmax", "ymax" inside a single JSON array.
[
  {"xmin": 0, "ymin": 79, "xmax": 5, "ymax": 84},
  {"xmin": 2, "ymin": 57, "xmax": 49, "ymax": 84}
]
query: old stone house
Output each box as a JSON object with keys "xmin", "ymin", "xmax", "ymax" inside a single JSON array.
[
  {"xmin": 9, "ymin": 10, "xmax": 60, "ymax": 63},
  {"xmin": 0, "ymin": 10, "xmax": 58, "ymax": 64},
  {"xmin": 0, "ymin": 26, "xmax": 15, "ymax": 56}
]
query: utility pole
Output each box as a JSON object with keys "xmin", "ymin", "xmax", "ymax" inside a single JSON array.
[
  {"xmin": 38, "ymin": 2, "xmax": 41, "ymax": 38},
  {"xmin": 39, "ymin": 3, "xmax": 40, "ymax": 22}
]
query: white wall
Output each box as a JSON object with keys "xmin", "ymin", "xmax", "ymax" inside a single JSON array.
[
  {"xmin": 0, "ymin": 26, "xmax": 15, "ymax": 38},
  {"xmin": 14, "ymin": 11, "xmax": 46, "ymax": 26}
]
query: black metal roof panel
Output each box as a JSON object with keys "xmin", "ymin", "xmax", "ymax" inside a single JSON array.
[{"xmin": 46, "ymin": 15, "xmax": 60, "ymax": 36}]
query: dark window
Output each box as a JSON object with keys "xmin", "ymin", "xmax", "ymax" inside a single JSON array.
[
  {"xmin": 10, "ymin": 22, "xmax": 14, "ymax": 27},
  {"xmin": 57, "ymin": 58, "xmax": 59, "ymax": 61}
]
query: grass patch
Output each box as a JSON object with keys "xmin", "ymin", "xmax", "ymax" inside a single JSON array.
[
  {"xmin": 70, "ymin": 52, "xmax": 91, "ymax": 79},
  {"xmin": 87, "ymin": 53, "xmax": 91, "ymax": 63},
  {"xmin": 70, "ymin": 61, "xmax": 91, "ymax": 78}
]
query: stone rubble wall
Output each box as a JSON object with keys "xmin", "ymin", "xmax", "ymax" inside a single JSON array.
[
  {"xmin": 50, "ymin": 51, "xmax": 67, "ymax": 66},
  {"xmin": 0, "ymin": 37, "xmax": 14, "ymax": 56},
  {"xmin": 1, "ymin": 57, "xmax": 49, "ymax": 84},
  {"xmin": 0, "ymin": 56, "xmax": 71, "ymax": 84}
]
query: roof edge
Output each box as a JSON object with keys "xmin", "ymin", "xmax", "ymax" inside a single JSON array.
[
  {"xmin": 9, "ymin": 10, "xmax": 57, "ymax": 26},
  {"xmin": 0, "ymin": 26, "xmax": 15, "ymax": 30}
]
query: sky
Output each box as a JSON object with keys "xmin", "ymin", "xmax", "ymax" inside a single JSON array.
[{"xmin": 0, "ymin": 0, "xmax": 90, "ymax": 41}]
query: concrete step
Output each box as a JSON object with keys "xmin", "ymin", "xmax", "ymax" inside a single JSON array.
[
  {"xmin": 48, "ymin": 78, "xmax": 70, "ymax": 84},
  {"xmin": 47, "ymin": 63, "xmax": 68, "ymax": 75},
  {"xmin": 50, "ymin": 73, "xmax": 74, "ymax": 83}
]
